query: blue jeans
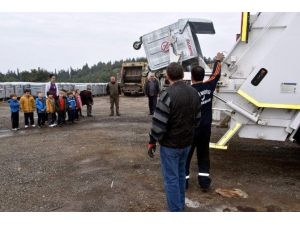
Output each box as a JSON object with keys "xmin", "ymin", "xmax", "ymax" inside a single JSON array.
[{"xmin": 160, "ymin": 145, "xmax": 190, "ymax": 212}]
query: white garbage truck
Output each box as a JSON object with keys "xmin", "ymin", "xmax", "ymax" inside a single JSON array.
[
  {"xmin": 211, "ymin": 12, "xmax": 300, "ymax": 149},
  {"xmin": 135, "ymin": 13, "xmax": 300, "ymax": 148}
]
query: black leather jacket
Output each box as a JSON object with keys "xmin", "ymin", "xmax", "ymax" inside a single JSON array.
[{"xmin": 150, "ymin": 80, "xmax": 201, "ymax": 148}]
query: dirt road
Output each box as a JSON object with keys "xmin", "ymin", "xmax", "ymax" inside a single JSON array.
[{"xmin": 0, "ymin": 96, "xmax": 299, "ymax": 211}]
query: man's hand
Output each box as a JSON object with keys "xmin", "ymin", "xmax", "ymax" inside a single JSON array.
[
  {"xmin": 147, "ymin": 143, "xmax": 156, "ymax": 158},
  {"xmin": 215, "ymin": 52, "xmax": 225, "ymax": 62}
]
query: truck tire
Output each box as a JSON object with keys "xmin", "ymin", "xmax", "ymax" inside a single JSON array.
[{"xmin": 133, "ymin": 41, "xmax": 142, "ymax": 50}]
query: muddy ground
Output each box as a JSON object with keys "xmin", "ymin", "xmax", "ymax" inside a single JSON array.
[{"xmin": 0, "ymin": 96, "xmax": 299, "ymax": 212}]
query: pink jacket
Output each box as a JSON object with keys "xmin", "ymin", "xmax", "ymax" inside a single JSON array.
[{"xmin": 76, "ymin": 95, "xmax": 83, "ymax": 109}]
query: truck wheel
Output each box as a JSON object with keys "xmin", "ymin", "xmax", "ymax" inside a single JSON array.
[{"xmin": 133, "ymin": 41, "xmax": 142, "ymax": 50}]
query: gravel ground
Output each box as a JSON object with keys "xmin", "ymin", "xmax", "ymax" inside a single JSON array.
[{"xmin": 0, "ymin": 96, "xmax": 299, "ymax": 212}]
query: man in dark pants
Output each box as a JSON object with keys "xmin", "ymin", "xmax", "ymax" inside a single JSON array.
[
  {"xmin": 147, "ymin": 63, "xmax": 201, "ymax": 212},
  {"xmin": 144, "ymin": 72, "xmax": 160, "ymax": 115},
  {"xmin": 106, "ymin": 76, "xmax": 121, "ymax": 116},
  {"xmin": 80, "ymin": 87, "xmax": 94, "ymax": 117},
  {"xmin": 185, "ymin": 52, "xmax": 224, "ymax": 191}
]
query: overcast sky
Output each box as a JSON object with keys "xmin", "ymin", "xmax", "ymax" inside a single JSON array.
[{"xmin": 0, "ymin": 13, "xmax": 241, "ymax": 73}]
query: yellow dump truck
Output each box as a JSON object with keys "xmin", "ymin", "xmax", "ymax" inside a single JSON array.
[{"xmin": 120, "ymin": 62, "xmax": 148, "ymax": 96}]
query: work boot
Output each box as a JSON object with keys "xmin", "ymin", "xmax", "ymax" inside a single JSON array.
[
  {"xmin": 198, "ymin": 175, "xmax": 212, "ymax": 192},
  {"xmin": 116, "ymin": 113, "xmax": 120, "ymax": 116}
]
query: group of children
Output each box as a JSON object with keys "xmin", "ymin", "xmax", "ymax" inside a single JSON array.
[{"xmin": 8, "ymin": 89, "xmax": 84, "ymax": 130}]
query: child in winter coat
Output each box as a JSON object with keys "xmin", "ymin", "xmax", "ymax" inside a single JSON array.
[
  {"xmin": 8, "ymin": 94, "xmax": 20, "ymax": 130},
  {"xmin": 75, "ymin": 89, "xmax": 83, "ymax": 120},
  {"xmin": 56, "ymin": 90, "xmax": 67, "ymax": 126},
  {"xmin": 36, "ymin": 92, "xmax": 47, "ymax": 128},
  {"xmin": 66, "ymin": 91, "xmax": 77, "ymax": 124},
  {"xmin": 46, "ymin": 92, "xmax": 57, "ymax": 127},
  {"xmin": 20, "ymin": 89, "xmax": 36, "ymax": 128}
]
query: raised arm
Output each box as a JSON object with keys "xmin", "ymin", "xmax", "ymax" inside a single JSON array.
[{"xmin": 204, "ymin": 52, "xmax": 224, "ymax": 89}]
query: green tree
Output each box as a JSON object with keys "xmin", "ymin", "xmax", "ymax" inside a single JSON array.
[{"xmin": 2, "ymin": 57, "xmax": 149, "ymax": 83}]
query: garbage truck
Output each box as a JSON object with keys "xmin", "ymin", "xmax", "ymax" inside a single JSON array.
[
  {"xmin": 210, "ymin": 12, "xmax": 300, "ymax": 149},
  {"xmin": 120, "ymin": 62, "xmax": 148, "ymax": 96},
  {"xmin": 135, "ymin": 13, "xmax": 300, "ymax": 148}
]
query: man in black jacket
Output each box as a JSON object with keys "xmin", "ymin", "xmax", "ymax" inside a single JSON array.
[
  {"xmin": 80, "ymin": 87, "xmax": 94, "ymax": 117},
  {"xmin": 185, "ymin": 52, "xmax": 224, "ymax": 191},
  {"xmin": 147, "ymin": 62, "xmax": 201, "ymax": 212},
  {"xmin": 144, "ymin": 72, "xmax": 160, "ymax": 115}
]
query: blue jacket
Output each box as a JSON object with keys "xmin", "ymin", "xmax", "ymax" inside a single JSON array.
[
  {"xmin": 35, "ymin": 97, "xmax": 46, "ymax": 113},
  {"xmin": 67, "ymin": 96, "xmax": 76, "ymax": 110},
  {"xmin": 192, "ymin": 61, "xmax": 221, "ymax": 128},
  {"xmin": 8, "ymin": 99, "xmax": 20, "ymax": 113}
]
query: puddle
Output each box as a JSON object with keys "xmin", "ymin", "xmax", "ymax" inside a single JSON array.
[{"xmin": 0, "ymin": 129, "xmax": 14, "ymax": 138}]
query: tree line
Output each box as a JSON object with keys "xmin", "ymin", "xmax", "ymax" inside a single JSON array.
[
  {"xmin": 0, "ymin": 57, "xmax": 147, "ymax": 83},
  {"xmin": 0, "ymin": 56, "xmax": 213, "ymax": 83}
]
